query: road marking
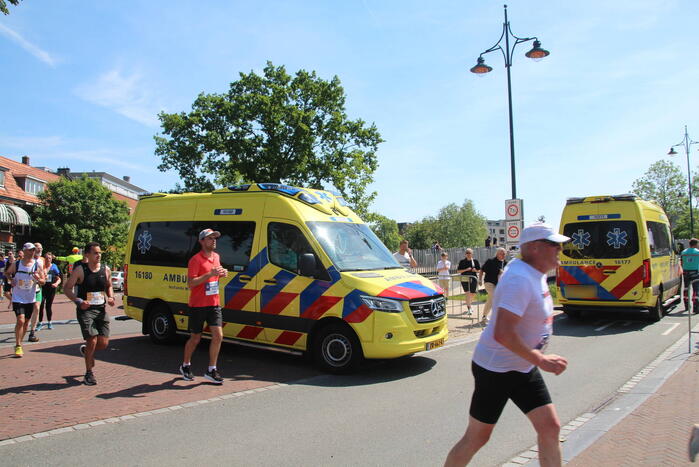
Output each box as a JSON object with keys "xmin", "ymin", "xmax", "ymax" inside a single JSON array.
[
  {"xmin": 662, "ymin": 323, "xmax": 680, "ymax": 335},
  {"xmin": 594, "ymin": 321, "xmax": 618, "ymax": 331}
]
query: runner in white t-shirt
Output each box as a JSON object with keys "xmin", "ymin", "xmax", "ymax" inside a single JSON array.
[{"xmin": 445, "ymin": 223, "xmax": 570, "ymax": 467}]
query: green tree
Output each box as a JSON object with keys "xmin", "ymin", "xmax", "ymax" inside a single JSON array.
[
  {"xmin": 432, "ymin": 200, "xmax": 488, "ymax": 248},
  {"xmin": 366, "ymin": 213, "xmax": 401, "ymax": 252},
  {"xmin": 404, "ymin": 218, "xmax": 438, "ymax": 250},
  {"xmin": 33, "ymin": 177, "xmax": 130, "ymax": 268},
  {"xmin": 155, "ymin": 61, "xmax": 383, "ymax": 217},
  {"xmin": 631, "ymin": 160, "xmax": 687, "ymax": 234},
  {"xmin": 0, "ymin": 0, "xmax": 20, "ymax": 15}
]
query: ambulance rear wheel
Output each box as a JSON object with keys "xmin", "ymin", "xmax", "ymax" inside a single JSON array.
[
  {"xmin": 149, "ymin": 305, "xmax": 178, "ymax": 344},
  {"xmin": 313, "ymin": 324, "xmax": 362, "ymax": 374},
  {"xmin": 648, "ymin": 293, "xmax": 664, "ymax": 322}
]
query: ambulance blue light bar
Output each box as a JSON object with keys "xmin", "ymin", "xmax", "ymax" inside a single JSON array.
[{"xmin": 257, "ymin": 183, "xmax": 320, "ymax": 205}]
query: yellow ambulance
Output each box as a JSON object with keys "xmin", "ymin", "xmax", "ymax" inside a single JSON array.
[
  {"xmin": 123, "ymin": 183, "xmax": 447, "ymax": 372},
  {"xmin": 557, "ymin": 194, "xmax": 681, "ymax": 321}
]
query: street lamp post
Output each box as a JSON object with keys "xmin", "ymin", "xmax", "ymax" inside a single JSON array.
[
  {"xmin": 470, "ymin": 4, "xmax": 549, "ymax": 200},
  {"xmin": 668, "ymin": 125, "xmax": 698, "ymax": 237}
]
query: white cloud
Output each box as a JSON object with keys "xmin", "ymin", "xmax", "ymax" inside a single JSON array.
[
  {"xmin": 74, "ymin": 68, "xmax": 163, "ymax": 127},
  {"xmin": 0, "ymin": 23, "xmax": 57, "ymax": 66}
]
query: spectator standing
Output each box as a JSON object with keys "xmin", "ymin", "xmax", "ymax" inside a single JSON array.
[
  {"xmin": 63, "ymin": 242, "xmax": 115, "ymax": 385},
  {"xmin": 6, "ymin": 243, "xmax": 45, "ymax": 357},
  {"xmin": 457, "ymin": 249, "xmax": 481, "ymax": 315},
  {"xmin": 444, "ymin": 223, "xmax": 570, "ymax": 467},
  {"xmin": 437, "ymin": 252, "xmax": 452, "ymax": 298},
  {"xmin": 393, "ymin": 240, "xmax": 417, "ymax": 272},
  {"xmin": 479, "ymin": 248, "xmax": 508, "ymax": 325},
  {"xmin": 485, "ymin": 236, "xmax": 491, "ymax": 248},
  {"xmin": 179, "ymin": 229, "xmax": 228, "ymax": 384},
  {"xmin": 38, "ymin": 252, "xmax": 61, "ymax": 330},
  {"xmin": 681, "ymin": 238, "xmax": 699, "ymax": 313},
  {"xmin": 0, "ymin": 253, "xmax": 5, "ymax": 304}
]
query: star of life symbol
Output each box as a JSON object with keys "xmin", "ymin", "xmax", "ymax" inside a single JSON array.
[
  {"xmin": 137, "ymin": 230, "xmax": 152, "ymax": 254},
  {"xmin": 571, "ymin": 229, "xmax": 591, "ymax": 249},
  {"xmin": 606, "ymin": 228, "xmax": 628, "ymax": 249}
]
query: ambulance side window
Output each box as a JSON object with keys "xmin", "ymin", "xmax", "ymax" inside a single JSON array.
[
  {"xmin": 268, "ymin": 223, "xmax": 315, "ymax": 275},
  {"xmin": 191, "ymin": 222, "xmax": 255, "ymax": 271},
  {"xmin": 646, "ymin": 221, "xmax": 671, "ymax": 257},
  {"xmin": 130, "ymin": 221, "xmax": 196, "ymax": 267}
]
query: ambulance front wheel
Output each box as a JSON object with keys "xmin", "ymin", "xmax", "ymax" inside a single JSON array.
[
  {"xmin": 313, "ymin": 323, "xmax": 363, "ymax": 374},
  {"xmin": 149, "ymin": 305, "xmax": 178, "ymax": 344}
]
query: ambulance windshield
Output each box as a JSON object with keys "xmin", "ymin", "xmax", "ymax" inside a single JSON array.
[
  {"xmin": 562, "ymin": 221, "xmax": 639, "ymax": 259},
  {"xmin": 307, "ymin": 222, "xmax": 402, "ymax": 271}
]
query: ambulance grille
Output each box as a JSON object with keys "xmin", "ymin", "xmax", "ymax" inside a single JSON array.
[{"xmin": 409, "ymin": 296, "xmax": 446, "ymax": 323}]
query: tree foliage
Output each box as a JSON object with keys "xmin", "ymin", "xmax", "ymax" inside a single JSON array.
[
  {"xmin": 404, "ymin": 200, "xmax": 487, "ymax": 249},
  {"xmin": 366, "ymin": 213, "xmax": 401, "ymax": 252},
  {"xmin": 631, "ymin": 160, "xmax": 688, "ymax": 235},
  {"xmin": 33, "ymin": 177, "xmax": 130, "ymax": 267},
  {"xmin": 0, "ymin": 0, "xmax": 20, "ymax": 15},
  {"xmin": 155, "ymin": 61, "xmax": 383, "ymax": 217}
]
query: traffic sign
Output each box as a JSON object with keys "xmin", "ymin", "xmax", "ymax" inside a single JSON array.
[
  {"xmin": 506, "ymin": 220, "xmax": 522, "ymax": 244},
  {"xmin": 505, "ymin": 199, "xmax": 523, "ymax": 221}
]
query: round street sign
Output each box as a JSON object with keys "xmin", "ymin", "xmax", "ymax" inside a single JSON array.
[
  {"xmin": 507, "ymin": 203, "xmax": 519, "ymax": 218},
  {"xmin": 508, "ymin": 224, "xmax": 520, "ymax": 240}
]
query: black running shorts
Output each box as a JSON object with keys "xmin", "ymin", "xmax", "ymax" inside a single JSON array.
[
  {"xmin": 461, "ymin": 275, "xmax": 478, "ymax": 293},
  {"xmin": 13, "ymin": 302, "xmax": 34, "ymax": 319},
  {"xmin": 188, "ymin": 306, "xmax": 222, "ymax": 334},
  {"xmin": 469, "ymin": 361, "xmax": 552, "ymax": 424}
]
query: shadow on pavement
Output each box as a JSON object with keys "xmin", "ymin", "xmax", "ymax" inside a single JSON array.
[
  {"xmin": 0, "ymin": 375, "xmax": 83, "ymax": 395},
  {"xmin": 96, "ymin": 378, "xmax": 208, "ymax": 399},
  {"xmin": 553, "ymin": 310, "xmax": 653, "ymax": 337}
]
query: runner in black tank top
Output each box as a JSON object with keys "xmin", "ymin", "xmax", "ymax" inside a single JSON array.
[
  {"xmin": 64, "ymin": 242, "xmax": 115, "ymax": 385},
  {"xmin": 77, "ymin": 262, "xmax": 108, "ymax": 308}
]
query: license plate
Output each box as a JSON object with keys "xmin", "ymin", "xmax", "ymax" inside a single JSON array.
[{"xmin": 426, "ymin": 338, "xmax": 444, "ymax": 351}]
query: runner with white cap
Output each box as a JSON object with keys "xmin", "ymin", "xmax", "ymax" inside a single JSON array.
[
  {"xmin": 445, "ymin": 223, "xmax": 570, "ymax": 467},
  {"xmin": 179, "ymin": 228, "xmax": 228, "ymax": 384}
]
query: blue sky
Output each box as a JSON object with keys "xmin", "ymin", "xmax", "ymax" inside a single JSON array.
[{"xmin": 2, "ymin": 0, "xmax": 698, "ymax": 232}]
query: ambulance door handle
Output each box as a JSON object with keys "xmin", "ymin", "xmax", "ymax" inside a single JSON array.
[
  {"xmin": 603, "ymin": 270, "xmax": 616, "ymax": 275},
  {"xmin": 263, "ymin": 279, "xmax": 277, "ymax": 285},
  {"xmin": 239, "ymin": 275, "xmax": 252, "ymax": 282}
]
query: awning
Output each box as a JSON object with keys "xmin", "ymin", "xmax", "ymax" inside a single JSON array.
[{"xmin": 0, "ymin": 204, "xmax": 31, "ymax": 226}]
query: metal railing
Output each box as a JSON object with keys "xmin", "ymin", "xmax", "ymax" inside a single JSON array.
[
  {"xmin": 425, "ymin": 273, "xmax": 484, "ymax": 332},
  {"xmin": 687, "ymin": 276, "xmax": 699, "ymax": 352}
]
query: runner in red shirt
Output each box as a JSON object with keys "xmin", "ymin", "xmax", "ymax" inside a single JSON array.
[{"xmin": 179, "ymin": 229, "xmax": 228, "ymax": 384}]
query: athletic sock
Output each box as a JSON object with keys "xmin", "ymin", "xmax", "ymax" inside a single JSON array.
[{"xmin": 208, "ymin": 366, "xmax": 216, "ymax": 372}]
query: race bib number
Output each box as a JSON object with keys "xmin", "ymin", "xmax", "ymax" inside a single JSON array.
[
  {"xmin": 534, "ymin": 334, "xmax": 550, "ymax": 352},
  {"xmin": 87, "ymin": 291, "xmax": 105, "ymax": 305},
  {"xmin": 205, "ymin": 281, "xmax": 219, "ymax": 296},
  {"xmin": 18, "ymin": 279, "xmax": 32, "ymax": 290}
]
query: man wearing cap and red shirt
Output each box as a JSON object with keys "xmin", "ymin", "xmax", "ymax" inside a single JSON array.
[
  {"xmin": 445, "ymin": 223, "xmax": 570, "ymax": 467},
  {"xmin": 179, "ymin": 228, "xmax": 228, "ymax": 384}
]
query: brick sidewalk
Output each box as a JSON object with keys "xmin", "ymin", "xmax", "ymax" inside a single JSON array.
[{"xmin": 567, "ymin": 352, "xmax": 699, "ymax": 466}]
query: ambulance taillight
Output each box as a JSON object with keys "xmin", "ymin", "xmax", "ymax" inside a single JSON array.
[{"xmin": 642, "ymin": 259, "xmax": 651, "ymax": 288}]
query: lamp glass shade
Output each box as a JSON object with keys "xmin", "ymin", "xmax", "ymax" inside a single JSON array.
[
  {"xmin": 470, "ymin": 57, "xmax": 492, "ymax": 74},
  {"xmin": 668, "ymin": 147, "xmax": 678, "ymax": 155},
  {"xmin": 525, "ymin": 40, "xmax": 550, "ymax": 61}
]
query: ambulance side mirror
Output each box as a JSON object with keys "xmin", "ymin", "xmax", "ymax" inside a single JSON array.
[{"xmin": 299, "ymin": 253, "xmax": 318, "ymax": 278}]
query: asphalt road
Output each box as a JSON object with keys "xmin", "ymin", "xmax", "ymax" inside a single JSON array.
[{"xmin": 1, "ymin": 305, "xmax": 694, "ymax": 466}]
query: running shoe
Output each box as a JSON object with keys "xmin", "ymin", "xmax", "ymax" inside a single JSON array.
[
  {"xmin": 14, "ymin": 345, "xmax": 23, "ymax": 357},
  {"xmin": 179, "ymin": 364, "xmax": 194, "ymax": 381},
  {"xmin": 84, "ymin": 371, "xmax": 96, "ymax": 386},
  {"xmin": 204, "ymin": 368, "xmax": 223, "ymax": 384},
  {"xmin": 47, "ymin": 322, "xmax": 53, "ymax": 330},
  {"xmin": 36, "ymin": 322, "xmax": 43, "ymax": 331},
  {"xmin": 79, "ymin": 344, "xmax": 86, "ymax": 357},
  {"xmin": 28, "ymin": 331, "xmax": 39, "ymax": 342}
]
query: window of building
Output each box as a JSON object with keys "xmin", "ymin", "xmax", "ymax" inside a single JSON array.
[
  {"xmin": 25, "ymin": 179, "xmax": 45, "ymax": 194},
  {"xmin": 0, "ymin": 171, "xmax": 5, "ymax": 187}
]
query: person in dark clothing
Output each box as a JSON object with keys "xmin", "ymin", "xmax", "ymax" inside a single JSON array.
[
  {"xmin": 457, "ymin": 249, "xmax": 481, "ymax": 315},
  {"xmin": 478, "ymin": 248, "xmax": 508, "ymax": 324},
  {"xmin": 63, "ymin": 242, "xmax": 115, "ymax": 385},
  {"xmin": 38, "ymin": 252, "xmax": 62, "ymax": 330}
]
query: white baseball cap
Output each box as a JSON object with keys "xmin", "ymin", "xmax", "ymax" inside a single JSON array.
[
  {"xmin": 22, "ymin": 242, "xmax": 36, "ymax": 250},
  {"xmin": 519, "ymin": 222, "xmax": 570, "ymax": 247},
  {"xmin": 198, "ymin": 228, "xmax": 221, "ymax": 241}
]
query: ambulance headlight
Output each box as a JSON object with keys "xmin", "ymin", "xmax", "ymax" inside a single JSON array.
[{"xmin": 361, "ymin": 296, "xmax": 403, "ymax": 313}]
